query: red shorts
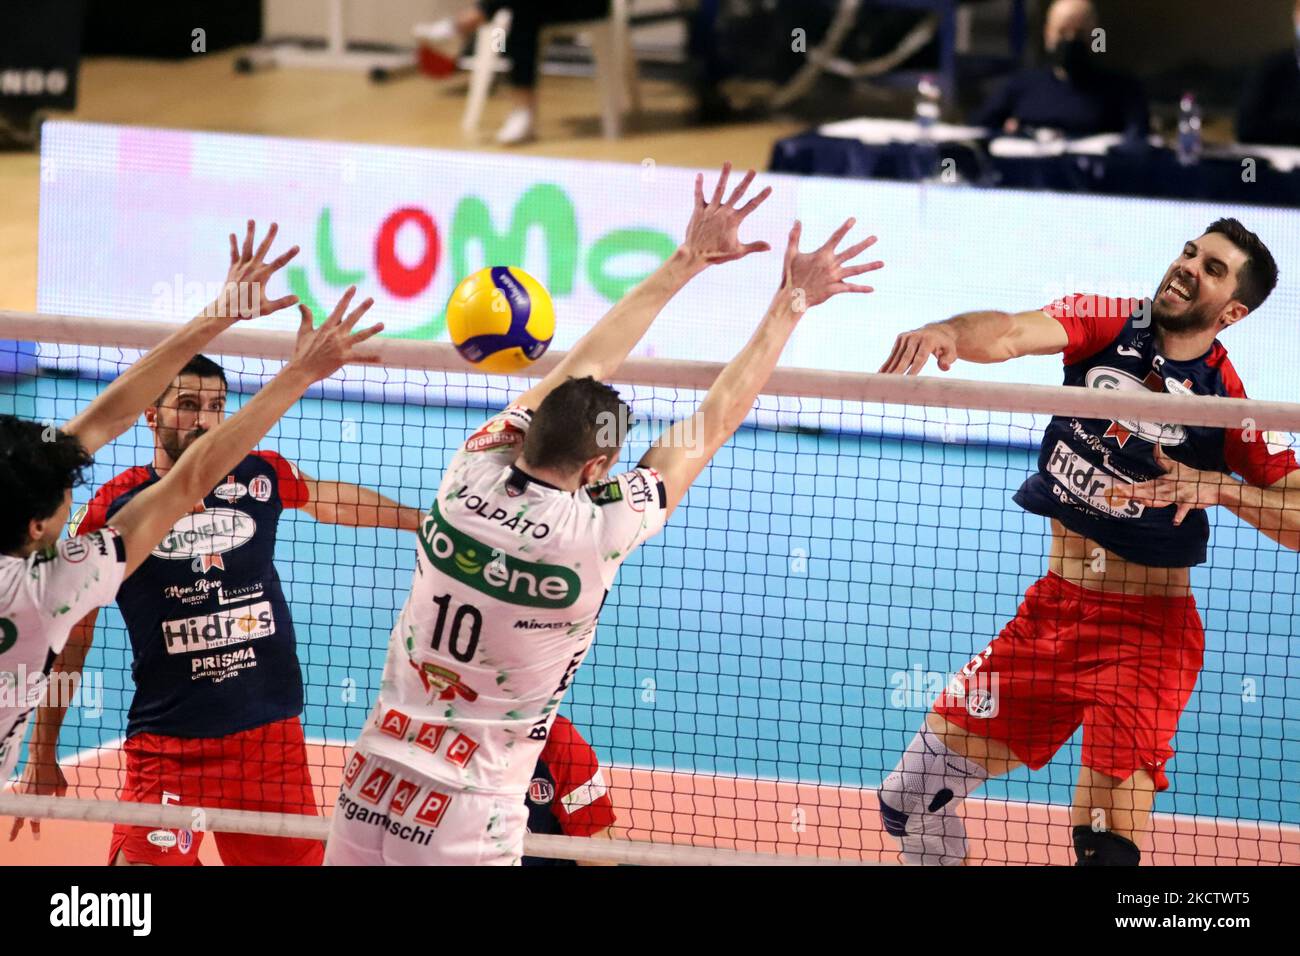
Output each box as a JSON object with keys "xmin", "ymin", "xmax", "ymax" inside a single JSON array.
[
  {"xmin": 933, "ymin": 572, "xmax": 1204, "ymax": 791},
  {"xmin": 109, "ymin": 716, "xmax": 324, "ymax": 866}
]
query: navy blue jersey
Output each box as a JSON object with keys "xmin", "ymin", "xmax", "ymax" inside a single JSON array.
[
  {"xmin": 520, "ymin": 715, "xmax": 615, "ymax": 866},
  {"xmin": 77, "ymin": 451, "xmax": 310, "ymax": 738},
  {"xmin": 1014, "ymin": 294, "xmax": 1298, "ymax": 567}
]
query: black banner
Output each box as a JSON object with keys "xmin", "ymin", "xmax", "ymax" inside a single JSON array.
[
  {"xmin": 1, "ymin": 864, "xmax": 1280, "ymax": 941},
  {"xmin": 0, "ymin": 0, "xmax": 86, "ymax": 115}
]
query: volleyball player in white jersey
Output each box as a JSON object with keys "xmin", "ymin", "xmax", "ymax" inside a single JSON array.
[
  {"xmin": 1, "ymin": 222, "xmax": 381, "ymax": 790},
  {"xmin": 324, "ymin": 165, "xmax": 883, "ymax": 865}
]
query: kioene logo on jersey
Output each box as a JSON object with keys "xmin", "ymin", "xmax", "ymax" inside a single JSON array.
[{"xmin": 419, "ymin": 501, "xmax": 580, "ymax": 608}]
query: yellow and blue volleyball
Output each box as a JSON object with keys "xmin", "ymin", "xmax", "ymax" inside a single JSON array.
[{"xmin": 446, "ymin": 266, "xmax": 555, "ymax": 374}]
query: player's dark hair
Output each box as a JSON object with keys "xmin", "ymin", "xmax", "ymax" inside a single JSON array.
[
  {"xmin": 154, "ymin": 354, "xmax": 227, "ymax": 406},
  {"xmin": 1205, "ymin": 218, "xmax": 1278, "ymax": 313},
  {"xmin": 0, "ymin": 414, "xmax": 93, "ymax": 554},
  {"xmin": 524, "ymin": 376, "xmax": 630, "ymax": 472}
]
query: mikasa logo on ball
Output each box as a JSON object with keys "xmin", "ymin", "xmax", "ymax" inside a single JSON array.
[{"xmin": 494, "ymin": 269, "xmax": 527, "ymax": 308}]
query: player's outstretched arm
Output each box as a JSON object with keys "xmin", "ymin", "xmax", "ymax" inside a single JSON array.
[
  {"xmin": 514, "ymin": 162, "xmax": 772, "ymax": 411},
  {"xmin": 641, "ymin": 218, "xmax": 882, "ymax": 517},
  {"xmin": 878, "ymin": 308, "xmax": 1069, "ymax": 375},
  {"xmin": 64, "ymin": 221, "xmax": 301, "ymax": 455},
  {"xmin": 297, "ymin": 471, "xmax": 423, "ymax": 531},
  {"xmin": 109, "ymin": 291, "xmax": 381, "ymax": 577}
]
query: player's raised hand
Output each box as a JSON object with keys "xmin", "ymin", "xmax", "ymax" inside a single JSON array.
[
  {"xmin": 1127, "ymin": 445, "xmax": 1226, "ymax": 526},
  {"xmin": 879, "ymin": 323, "xmax": 960, "ymax": 375},
  {"xmin": 289, "ymin": 286, "xmax": 383, "ymax": 381},
  {"xmin": 681, "ymin": 162, "xmax": 774, "ymax": 266},
  {"xmin": 205, "ymin": 219, "xmax": 301, "ymax": 323},
  {"xmin": 7, "ymin": 758, "xmax": 68, "ymax": 842},
  {"xmin": 778, "ymin": 217, "xmax": 882, "ymax": 312}
]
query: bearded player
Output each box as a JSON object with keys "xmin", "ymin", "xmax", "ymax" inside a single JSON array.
[
  {"xmin": 323, "ymin": 164, "xmax": 883, "ymax": 865},
  {"xmin": 15, "ymin": 343, "xmax": 422, "ymax": 867},
  {"xmin": 876, "ymin": 219, "xmax": 1300, "ymax": 865},
  {"xmin": 1, "ymin": 223, "xmax": 382, "ymax": 819}
]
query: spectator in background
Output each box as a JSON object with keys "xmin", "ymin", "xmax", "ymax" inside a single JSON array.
[
  {"xmin": 522, "ymin": 714, "xmax": 617, "ymax": 866},
  {"xmin": 1237, "ymin": 0, "xmax": 1300, "ymax": 145},
  {"xmin": 415, "ymin": 1, "xmax": 611, "ymax": 145},
  {"xmin": 973, "ymin": 0, "xmax": 1148, "ymax": 140}
]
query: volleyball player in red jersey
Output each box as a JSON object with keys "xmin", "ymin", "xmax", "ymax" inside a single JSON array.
[
  {"xmin": 877, "ymin": 219, "xmax": 1300, "ymax": 865},
  {"xmin": 521, "ymin": 714, "xmax": 616, "ymax": 866}
]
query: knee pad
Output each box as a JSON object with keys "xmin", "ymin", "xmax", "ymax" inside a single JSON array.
[
  {"xmin": 1073, "ymin": 825, "xmax": 1140, "ymax": 866},
  {"xmin": 878, "ymin": 725, "xmax": 989, "ymax": 866}
]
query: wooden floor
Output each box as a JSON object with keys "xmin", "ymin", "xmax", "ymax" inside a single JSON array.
[{"xmin": 0, "ymin": 50, "xmax": 802, "ymax": 314}]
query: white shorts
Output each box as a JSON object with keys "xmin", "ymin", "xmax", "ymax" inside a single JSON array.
[{"xmin": 323, "ymin": 746, "xmax": 528, "ymax": 866}]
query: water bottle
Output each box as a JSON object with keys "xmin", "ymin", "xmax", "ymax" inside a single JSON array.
[
  {"xmin": 914, "ymin": 74, "xmax": 942, "ymax": 141},
  {"xmin": 1176, "ymin": 92, "xmax": 1202, "ymax": 166}
]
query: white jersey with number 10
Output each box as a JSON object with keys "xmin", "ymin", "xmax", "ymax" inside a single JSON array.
[{"xmin": 355, "ymin": 406, "xmax": 667, "ymax": 795}]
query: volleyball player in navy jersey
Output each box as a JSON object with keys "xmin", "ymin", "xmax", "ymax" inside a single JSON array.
[
  {"xmin": 877, "ymin": 219, "xmax": 1300, "ymax": 865},
  {"xmin": 5, "ymin": 224, "xmax": 384, "ymax": 857}
]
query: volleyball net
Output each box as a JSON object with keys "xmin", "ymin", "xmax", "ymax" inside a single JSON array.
[{"xmin": 1, "ymin": 311, "xmax": 1299, "ymax": 866}]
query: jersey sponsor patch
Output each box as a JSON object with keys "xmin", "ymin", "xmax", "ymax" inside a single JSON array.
[
  {"xmin": 444, "ymin": 733, "xmax": 479, "ymax": 767},
  {"xmin": 419, "ymin": 502, "xmax": 581, "ymax": 609},
  {"xmin": 68, "ymin": 503, "xmax": 88, "ymax": 537},
  {"xmin": 411, "ymin": 661, "xmax": 479, "ymax": 702},
  {"xmin": 147, "ymin": 829, "xmax": 177, "ymax": 849},
  {"xmin": 1045, "ymin": 441, "xmax": 1144, "ymax": 519},
  {"xmin": 249, "ymin": 475, "xmax": 272, "ymax": 502},
  {"xmin": 413, "ymin": 789, "xmax": 452, "ymax": 827},
  {"xmin": 357, "ymin": 767, "xmax": 395, "ymax": 805},
  {"xmin": 343, "ymin": 752, "xmax": 367, "ymax": 786},
  {"xmin": 378, "ymin": 708, "xmax": 411, "ymax": 739},
  {"xmin": 217, "ymin": 582, "xmax": 265, "ymax": 606},
  {"xmin": 413, "ymin": 722, "xmax": 447, "ymax": 753},
  {"xmin": 586, "ymin": 479, "xmax": 623, "ymax": 506},
  {"xmin": 625, "ymin": 470, "xmax": 659, "ymax": 513},
  {"xmin": 1264, "ymin": 431, "xmax": 1294, "ymax": 457},
  {"xmin": 1084, "ymin": 366, "xmax": 1188, "ymax": 448},
  {"xmin": 390, "ymin": 779, "xmax": 421, "ymax": 816},
  {"xmin": 59, "ymin": 537, "xmax": 89, "ymax": 564},
  {"xmin": 189, "ymin": 646, "xmax": 257, "ymax": 683},
  {"xmin": 214, "ymin": 476, "xmax": 248, "ymax": 503},
  {"xmin": 466, "ymin": 418, "xmax": 524, "ymax": 453},
  {"xmin": 528, "ymin": 777, "xmax": 555, "ymax": 805},
  {"xmin": 560, "ymin": 770, "xmax": 609, "ymax": 813},
  {"xmin": 162, "ymin": 601, "xmax": 276, "ymax": 654},
  {"xmin": 162, "ymin": 578, "xmax": 223, "ymax": 607},
  {"xmin": 151, "ymin": 508, "xmax": 257, "ymax": 562}
]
